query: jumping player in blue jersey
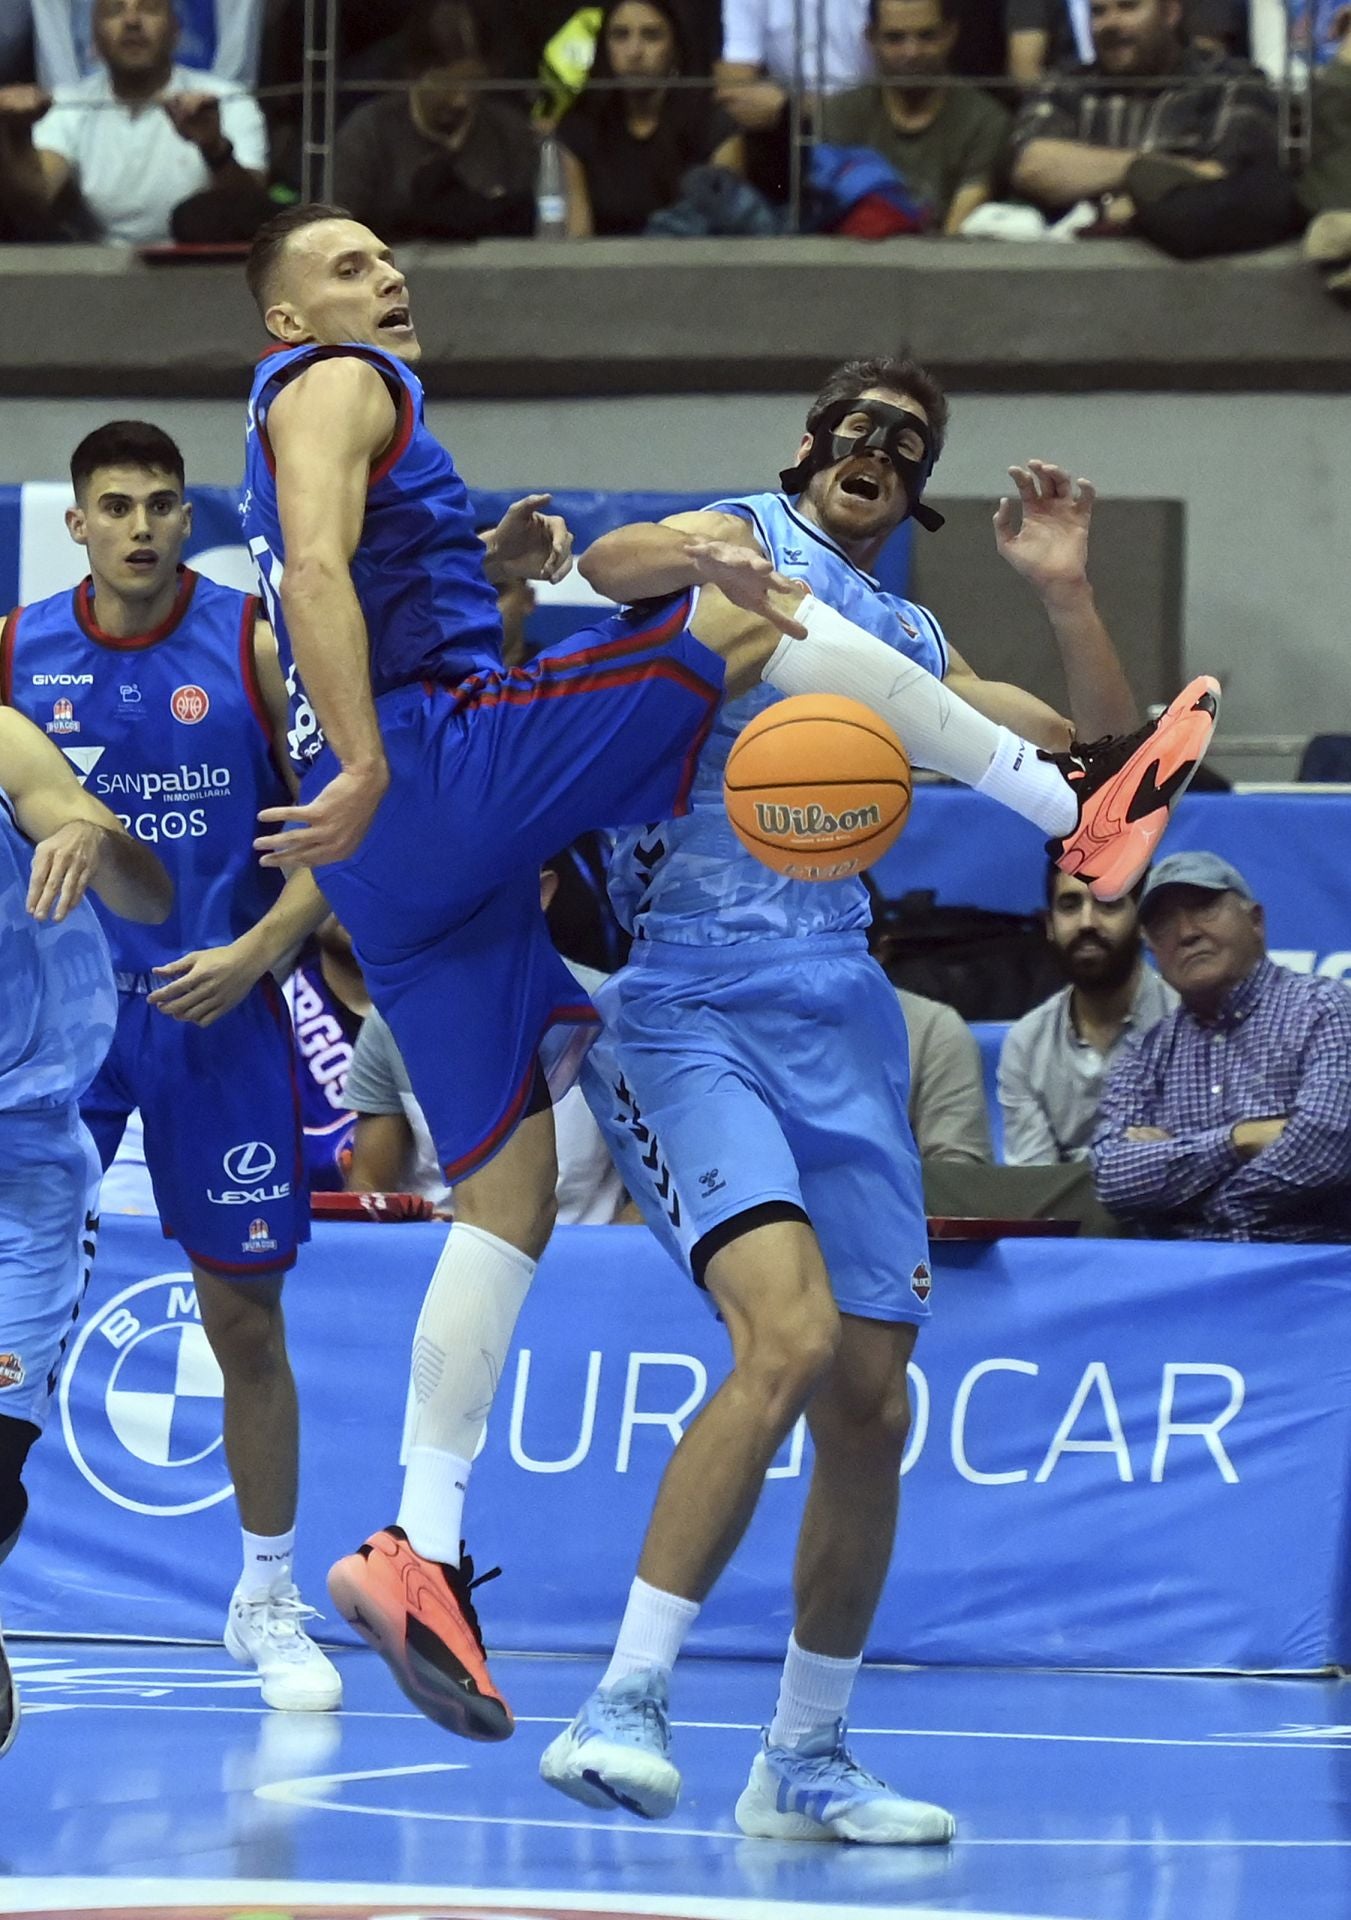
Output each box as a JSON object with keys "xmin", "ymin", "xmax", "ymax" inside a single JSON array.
[
  {"xmin": 538, "ymin": 358, "xmax": 1176, "ymax": 1841},
  {"xmin": 2, "ymin": 420, "xmax": 343, "ymax": 1711},
  {"xmin": 238, "ymin": 203, "xmax": 1217, "ymax": 1743},
  {"xmin": 0, "ymin": 704, "xmax": 170, "ymax": 1758}
]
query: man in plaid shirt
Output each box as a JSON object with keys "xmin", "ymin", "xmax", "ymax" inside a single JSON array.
[
  {"xmin": 1093, "ymin": 853, "xmax": 1351, "ymax": 1241},
  {"xmin": 1008, "ymin": 0, "xmax": 1301, "ymax": 257}
]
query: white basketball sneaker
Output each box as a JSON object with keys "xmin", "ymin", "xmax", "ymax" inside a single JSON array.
[
  {"xmin": 225, "ymin": 1581, "xmax": 343, "ymax": 1712},
  {"xmin": 735, "ymin": 1721, "xmax": 954, "ymax": 1845},
  {"xmin": 540, "ymin": 1667, "xmax": 681, "ymax": 1819}
]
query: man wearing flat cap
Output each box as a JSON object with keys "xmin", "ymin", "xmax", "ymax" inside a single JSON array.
[{"xmin": 1092, "ymin": 852, "xmax": 1351, "ymax": 1242}]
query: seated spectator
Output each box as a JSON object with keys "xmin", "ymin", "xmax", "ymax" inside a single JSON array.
[
  {"xmin": 716, "ymin": 0, "xmax": 871, "ymax": 201},
  {"xmin": 898, "ymin": 987, "xmax": 993, "ymax": 1162},
  {"xmin": 33, "ymin": 0, "xmax": 263, "ymax": 88},
  {"xmin": 1006, "ymin": 0, "xmax": 1245, "ymax": 86},
  {"xmin": 1093, "ymin": 852, "xmax": 1351, "ymax": 1242},
  {"xmin": 1007, "ymin": 0, "xmax": 1303, "ymax": 258},
  {"xmin": 818, "ymin": 0, "xmax": 1011, "ymax": 233},
  {"xmin": 559, "ymin": 0, "xmax": 742, "ymax": 235},
  {"xmin": 1300, "ymin": 7, "xmax": 1351, "ymax": 297},
  {"xmin": 0, "ymin": 0, "xmax": 269, "ymax": 245},
  {"xmin": 334, "ymin": 0, "xmax": 585, "ymax": 240},
  {"xmin": 1000, "ymin": 866, "xmax": 1176, "ymax": 1165},
  {"xmin": 346, "ymin": 865, "xmax": 628, "ymax": 1222}
]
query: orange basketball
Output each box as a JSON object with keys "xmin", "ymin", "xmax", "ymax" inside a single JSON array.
[{"xmin": 724, "ymin": 694, "xmax": 912, "ymax": 881}]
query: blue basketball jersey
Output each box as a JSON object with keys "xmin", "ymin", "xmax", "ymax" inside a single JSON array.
[
  {"xmin": 608, "ymin": 492, "xmax": 949, "ymax": 947},
  {"xmin": 0, "ymin": 784, "xmax": 116, "ymax": 1112},
  {"xmin": 240, "ymin": 343, "xmax": 504, "ymax": 773},
  {"xmin": 2, "ymin": 571, "xmax": 287, "ymax": 975}
]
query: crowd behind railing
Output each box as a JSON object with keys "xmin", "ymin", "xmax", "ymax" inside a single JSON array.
[{"xmin": 2, "ymin": 1, "xmax": 1351, "ymax": 289}]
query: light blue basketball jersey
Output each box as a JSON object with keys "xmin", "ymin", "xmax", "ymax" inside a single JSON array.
[
  {"xmin": 608, "ymin": 492, "xmax": 949, "ymax": 947},
  {"xmin": 0, "ymin": 785, "xmax": 116, "ymax": 1112}
]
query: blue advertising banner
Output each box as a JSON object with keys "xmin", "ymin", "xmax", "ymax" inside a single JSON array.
[
  {"xmin": 869, "ymin": 787, "xmax": 1351, "ymax": 983},
  {"xmin": 11, "ymin": 1219, "xmax": 1351, "ymax": 1672}
]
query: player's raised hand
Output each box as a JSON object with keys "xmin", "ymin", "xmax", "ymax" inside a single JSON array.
[
  {"xmin": 485, "ymin": 494, "xmax": 574, "ymax": 584},
  {"xmin": 684, "ymin": 539, "xmax": 809, "ymax": 638},
  {"xmin": 148, "ymin": 941, "xmax": 261, "ymax": 1026},
  {"xmin": 255, "ymin": 763, "xmax": 388, "ymax": 870},
  {"xmin": 26, "ymin": 819, "xmax": 107, "ymax": 923},
  {"xmin": 994, "ymin": 460, "xmax": 1095, "ymax": 598}
]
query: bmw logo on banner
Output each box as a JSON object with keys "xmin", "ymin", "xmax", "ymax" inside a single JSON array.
[{"xmin": 59, "ymin": 1272, "xmax": 233, "ymax": 1517}]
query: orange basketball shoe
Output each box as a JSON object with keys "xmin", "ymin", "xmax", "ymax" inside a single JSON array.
[
  {"xmin": 1047, "ymin": 676, "xmax": 1220, "ymax": 901},
  {"xmin": 328, "ymin": 1526, "xmax": 513, "ymax": 1741}
]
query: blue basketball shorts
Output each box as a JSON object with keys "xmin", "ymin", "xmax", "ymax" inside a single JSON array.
[
  {"xmin": 81, "ymin": 979, "xmax": 307, "ymax": 1279},
  {"xmin": 0, "ymin": 1103, "xmax": 102, "ymax": 1431},
  {"xmin": 311, "ymin": 599, "xmax": 724, "ymax": 1186},
  {"xmin": 582, "ymin": 933, "xmax": 933, "ymax": 1325}
]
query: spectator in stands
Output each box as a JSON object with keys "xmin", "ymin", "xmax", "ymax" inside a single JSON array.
[
  {"xmin": 1006, "ymin": 0, "xmax": 1245, "ymax": 86},
  {"xmin": 1000, "ymin": 865, "xmax": 1176, "ymax": 1166},
  {"xmin": 334, "ymin": 0, "xmax": 586, "ymax": 240},
  {"xmin": 347, "ymin": 864, "xmax": 628, "ymax": 1222},
  {"xmin": 1093, "ymin": 852, "xmax": 1351, "ymax": 1242},
  {"xmin": 899, "ymin": 987, "xmax": 994, "ymax": 1161},
  {"xmin": 715, "ymin": 0, "xmax": 871, "ymax": 201},
  {"xmin": 818, "ymin": 0, "xmax": 1011, "ymax": 233},
  {"xmin": 33, "ymin": 0, "xmax": 263, "ymax": 88},
  {"xmin": 1007, "ymin": 0, "xmax": 1303, "ymax": 258},
  {"xmin": 559, "ymin": 0, "xmax": 742, "ymax": 236},
  {"xmin": 0, "ymin": 0, "xmax": 269, "ymax": 245},
  {"xmin": 1300, "ymin": 7, "xmax": 1351, "ymax": 300}
]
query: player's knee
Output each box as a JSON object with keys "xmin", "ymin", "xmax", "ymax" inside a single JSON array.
[
  {"xmin": 818, "ymin": 1370, "xmax": 911, "ymax": 1465},
  {"xmin": 735, "ymin": 1296, "xmax": 841, "ymax": 1415},
  {"xmin": 197, "ymin": 1281, "xmax": 288, "ymax": 1381}
]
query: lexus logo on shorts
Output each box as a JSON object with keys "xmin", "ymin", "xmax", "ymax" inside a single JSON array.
[
  {"xmin": 58, "ymin": 1272, "xmax": 233, "ymax": 1517},
  {"xmin": 170, "ymin": 683, "xmax": 209, "ymax": 724},
  {"xmin": 223, "ymin": 1140, "xmax": 277, "ymax": 1183}
]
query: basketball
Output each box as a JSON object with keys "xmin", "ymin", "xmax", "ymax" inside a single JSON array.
[{"xmin": 723, "ymin": 694, "xmax": 913, "ymax": 881}]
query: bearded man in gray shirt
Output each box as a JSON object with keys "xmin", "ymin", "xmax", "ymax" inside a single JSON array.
[{"xmin": 998, "ymin": 863, "xmax": 1175, "ymax": 1164}]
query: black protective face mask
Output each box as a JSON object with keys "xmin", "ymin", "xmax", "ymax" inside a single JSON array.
[{"xmin": 779, "ymin": 397, "xmax": 944, "ymax": 532}]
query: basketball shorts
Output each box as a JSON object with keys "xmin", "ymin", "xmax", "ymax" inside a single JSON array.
[
  {"xmin": 311, "ymin": 599, "xmax": 724, "ymax": 1186},
  {"xmin": 582, "ymin": 933, "xmax": 933, "ymax": 1325},
  {"xmin": 0, "ymin": 1103, "xmax": 101, "ymax": 1431},
  {"xmin": 81, "ymin": 979, "xmax": 307, "ymax": 1279}
]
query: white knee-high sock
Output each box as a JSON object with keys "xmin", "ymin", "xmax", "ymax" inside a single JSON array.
[
  {"xmin": 396, "ymin": 1223, "xmax": 536, "ymax": 1566},
  {"xmin": 762, "ymin": 596, "xmax": 1077, "ymax": 838}
]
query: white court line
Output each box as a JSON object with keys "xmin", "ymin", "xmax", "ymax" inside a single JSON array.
[{"xmin": 14, "ymin": 1695, "xmax": 1351, "ymax": 1750}]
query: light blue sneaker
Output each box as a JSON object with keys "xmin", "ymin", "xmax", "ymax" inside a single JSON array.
[
  {"xmin": 539, "ymin": 1667, "xmax": 681, "ymax": 1819},
  {"xmin": 734, "ymin": 1720, "xmax": 955, "ymax": 1845}
]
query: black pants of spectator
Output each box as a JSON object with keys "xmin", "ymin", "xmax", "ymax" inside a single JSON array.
[
  {"xmin": 172, "ymin": 181, "xmax": 278, "ymax": 245},
  {"xmin": 1127, "ymin": 157, "xmax": 1307, "ymax": 261}
]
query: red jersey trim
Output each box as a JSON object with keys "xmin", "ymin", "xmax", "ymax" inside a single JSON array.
[
  {"xmin": 73, "ymin": 567, "xmax": 199, "ymax": 651},
  {"xmin": 253, "ymin": 344, "xmax": 412, "ymax": 489},
  {"xmin": 0, "ymin": 607, "xmax": 18, "ymax": 707},
  {"xmin": 441, "ymin": 1002, "xmax": 603, "ymax": 1186}
]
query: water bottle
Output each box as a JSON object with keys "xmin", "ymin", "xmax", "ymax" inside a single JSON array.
[{"xmin": 535, "ymin": 133, "xmax": 568, "ymax": 238}]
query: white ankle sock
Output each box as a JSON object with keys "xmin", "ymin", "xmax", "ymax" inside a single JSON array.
[
  {"xmin": 768, "ymin": 1633, "xmax": 862, "ymax": 1749},
  {"xmin": 395, "ymin": 1223, "xmax": 537, "ymax": 1566},
  {"xmin": 600, "ymin": 1576, "xmax": 701, "ymax": 1690},
  {"xmin": 239, "ymin": 1526, "xmax": 295, "ymax": 1599},
  {"xmin": 975, "ymin": 725, "xmax": 1076, "ymax": 836},
  {"xmin": 762, "ymin": 596, "xmax": 1076, "ymax": 837}
]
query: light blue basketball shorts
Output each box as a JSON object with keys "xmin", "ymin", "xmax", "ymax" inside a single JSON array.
[
  {"xmin": 0, "ymin": 1103, "xmax": 102, "ymax": 1431},
  {"xmin": 582, "ymin": 933, "xmax": 933, "ymax": 1325}
]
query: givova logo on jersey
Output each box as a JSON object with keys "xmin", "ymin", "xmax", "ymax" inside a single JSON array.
[{"xmin": 58, "ymin": 1272, "xmax": 233, "ymax": 1516}]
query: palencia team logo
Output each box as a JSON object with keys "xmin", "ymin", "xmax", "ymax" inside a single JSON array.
[{"xmin": 58, "ymin": 1271, "xmax": 233, "ymax": 1516}]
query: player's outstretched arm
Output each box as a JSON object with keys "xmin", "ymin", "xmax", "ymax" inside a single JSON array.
[
  {"xmin": 579, "ymin": 510, "xmax": 806, "ymax": 639},
  {"xmin": 255, "ymin": 356, "xmax": 395, "ymax": 869},
  {"xmin": 0, "ymin": 707, "xmax": 172, "ymax": 924},
  {"xmin": 994, "ymin": 460, "xmax": 1138, "ymax": 740}
]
